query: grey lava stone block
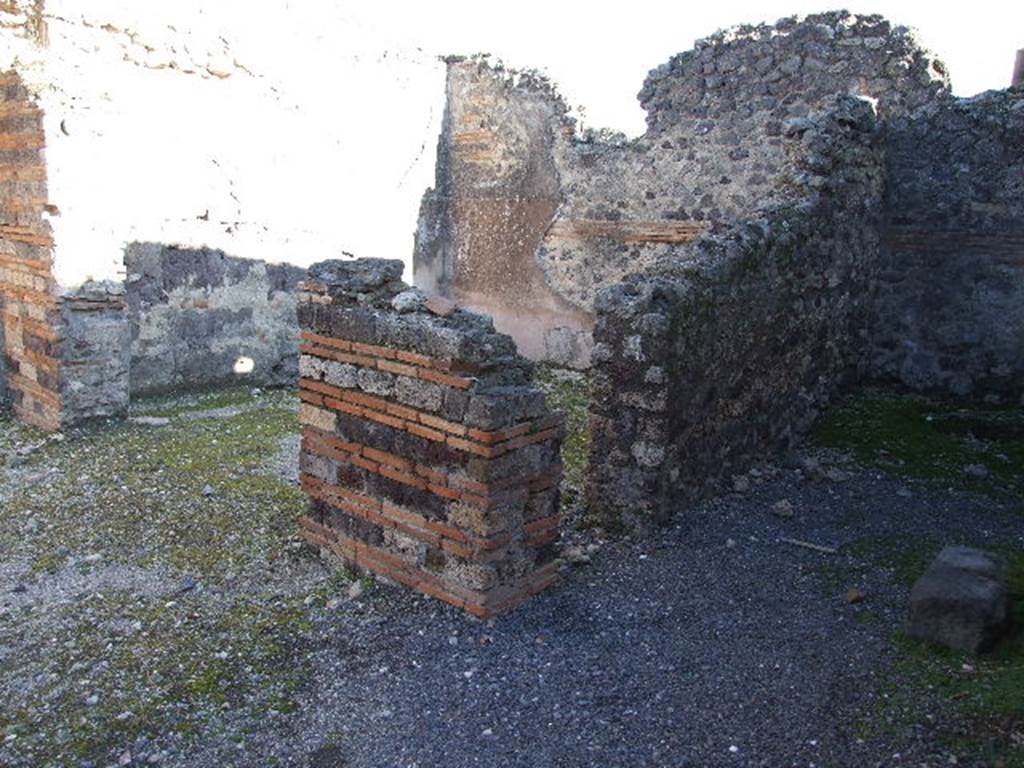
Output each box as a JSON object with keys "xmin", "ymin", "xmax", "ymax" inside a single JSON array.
[{"xmin": 907, "ymin": 545, "xmax": 1013, "ymax": 653}]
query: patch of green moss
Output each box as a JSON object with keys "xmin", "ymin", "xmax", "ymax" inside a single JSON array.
[
  {"xmin": 130, "ymin": 384, "xmax": 274, "ymax": 418},
  {"xmin": 0, "ymin": 389, "xmax": 304, "ymax": 580},
  {"xmin": 0, "ymin": 386, "xmax": 325, "ymax": 765},
  {"xmin": 152, "ymin": 404, "xmax": 298, "ymax": 476},
  {"xmin": 534, "ymin": 366, "xmax": 591, "ymax": 492},
  {"xmin": 812, "ymin": 389, "xmax": 1024, "ymax": 499},
  {"xmin": 0, "ymin": 587, "xmax": 317, "ymax": 764},
  {"xmin": 29, "ymin": 549, "xmax": 69, "ymax": 574},
  {"xmin": 848, "ymin": 535, "xmax": 943, "ymax": 588},
  {"xmin": 810, "ymin": 535, "xmax": 942, "ymax": 602}
]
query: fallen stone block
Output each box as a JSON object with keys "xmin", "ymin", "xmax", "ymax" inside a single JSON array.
[{"xmin": 907, "ymin": 545, "xmax": 1013, "ymax": 653}]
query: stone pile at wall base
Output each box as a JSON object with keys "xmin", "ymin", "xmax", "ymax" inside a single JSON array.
[{"xmin": 296, "ymin": 258, "xmax": 565, "ymax": 618}]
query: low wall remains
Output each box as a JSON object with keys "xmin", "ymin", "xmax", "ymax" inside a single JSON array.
[
  {"xmin": 60, "ymin": 281, "xmax": 130, "ymax": 421},
  {"xmin": 296, "ymin": 259, "xmax": 564, "ymax": 617},
  {"xmin": 3, "ymin": 232, "xmax": 306, "ymax": 424},
  {"xmin": 125, "ymin": 243, "xmax": 304, "ymax": 393}
]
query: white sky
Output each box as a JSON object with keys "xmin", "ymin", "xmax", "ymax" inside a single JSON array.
[{"xmin": 344, "ymin": 0, "xmax": 1022, "ymax": 135}]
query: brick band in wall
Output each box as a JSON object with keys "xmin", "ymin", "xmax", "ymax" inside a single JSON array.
[
  {"xmin": 296, "ymin": 258, "xmax": 564, "ymax": 618},
  {"xmin": 0, "ymin": 69, "xmax": 130, "ymax": 430},
  {"xmin": 0, "ymin": 70, "xmax": 61, "ymax": 430}
]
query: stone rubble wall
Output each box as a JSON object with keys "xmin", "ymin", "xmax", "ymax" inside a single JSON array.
[
  {"xmin": 868, "ymin": 88, "xmax": 1024, "ymax": 395},
  {"xmin": 59, "ymin": 281, "xmax": 129, "ymax": 420},
  {"xmin": 638, "ymin": 11, "xmax": 947, "ymax": 131},
  {"xmin": 541, "ymin": 13, "xmax": 943, "ymax": 318},
  {"xmin": 415, "ymin": 12, "xmax": 947, "ymax": 369},
  {"xmin": 296, "ymin": 259, "xmax": 564, "ymax": 617},
  {"xmin": 589, "ymin": 96, "xmax": 884, "ymax": 530},
  {"xmin": 124, "ymin": 243, "xmax": 304, "ymax": 393}
]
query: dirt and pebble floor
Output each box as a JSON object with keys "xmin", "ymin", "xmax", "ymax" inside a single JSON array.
[{"xmin": 0, "ymin": 381, "xmax": 1021, "ymax": 768}]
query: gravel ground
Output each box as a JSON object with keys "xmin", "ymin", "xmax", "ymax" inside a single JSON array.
[
  {"xmin": 0, "ymin": 387, "xmax": 1021, "ymax": 768},
  {"xmin": 283, "ymin": 468, "xmax": 1022, "ymax": 768}
]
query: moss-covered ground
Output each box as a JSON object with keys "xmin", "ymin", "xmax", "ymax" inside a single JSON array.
[
  {"xmin": 0, "ymin": 387, "xmax": 352, "ymax": 766},
  {"xmin": 812, "ymin": 388, "xmax": 1024, "ymax": 765},
  {"xmin": 813, "ymin": 388, "xmax": 1024, "ymax": 502}
]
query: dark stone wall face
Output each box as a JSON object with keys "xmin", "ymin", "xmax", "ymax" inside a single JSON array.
[
  {"xmin": 124, "ymin": 242, "xmax": 305, "ymax": 393},
  {"xmin": 639, "ymin": 11, "xmax": 948, "ymax": 132},
  {"xmin": 589, "ymin": 96, "xmax": 884, "ymax": 531},
  {"xmin": 868, "ymin": 88, "xmax": 1024, "ymax": 395},
  {"xmin": 543, "ymin": 12, "xmax": 944, "ymax": 321}
]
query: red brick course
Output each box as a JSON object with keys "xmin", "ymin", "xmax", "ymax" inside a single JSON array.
[
  {"xmin": 297, "ymin": 284, "xmax": 564, "ymax": 618},
  {"xmin": 298, "ymin": 377, "xmax": 565, "ymax": 459}
]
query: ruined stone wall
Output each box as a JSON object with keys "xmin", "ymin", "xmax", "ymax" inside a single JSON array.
[
  {"xmin": 0, "ymin": 1, "xmax": 444, "ymax": 427},
  {"xmin": 589, "ymin": 96, "xmax": 884, "ymax": 530},
  {"xmin": 296, "ymin": 259, "xmax": 564, "ymax": 617},
  {"xmin": 414, "ymin": 60, "xmax": 593, "ymax": 367},
  {"xmin": 125, "ymin": 243, "xmax": 304, "ymax": 393},
  {"xmin": 416, "ymin": 12, "xmax": 947, "ymax": 369},
  {"xmin": 869, "ymin": 88, "xmax": 1024, "ymax": 396},
  {"xmin": 638, "ymin": 12, "xmax": 947, "ymax": 131}
]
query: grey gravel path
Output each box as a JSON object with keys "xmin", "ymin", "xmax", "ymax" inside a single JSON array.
[
  {"xmin": 234, "ymin": 468, "xmax": 1023, "ymax": 768},
  {"xmin": 2, "ymin": 390, "xmax": 1021, "ymax": 768}
]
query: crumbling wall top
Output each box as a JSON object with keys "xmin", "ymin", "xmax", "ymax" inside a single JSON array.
[
  {"xmin": 301, "ymin": 258, "xmax": 533, "ymax": 387},
  {"xmin": 639, "ymin": 11, "xmax": 950, "ymax": 133}
]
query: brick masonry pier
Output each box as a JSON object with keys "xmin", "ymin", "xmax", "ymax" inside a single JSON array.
[{"xmin": 296, "ymin": 258, "xmax": 565, "ymax": 617}]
